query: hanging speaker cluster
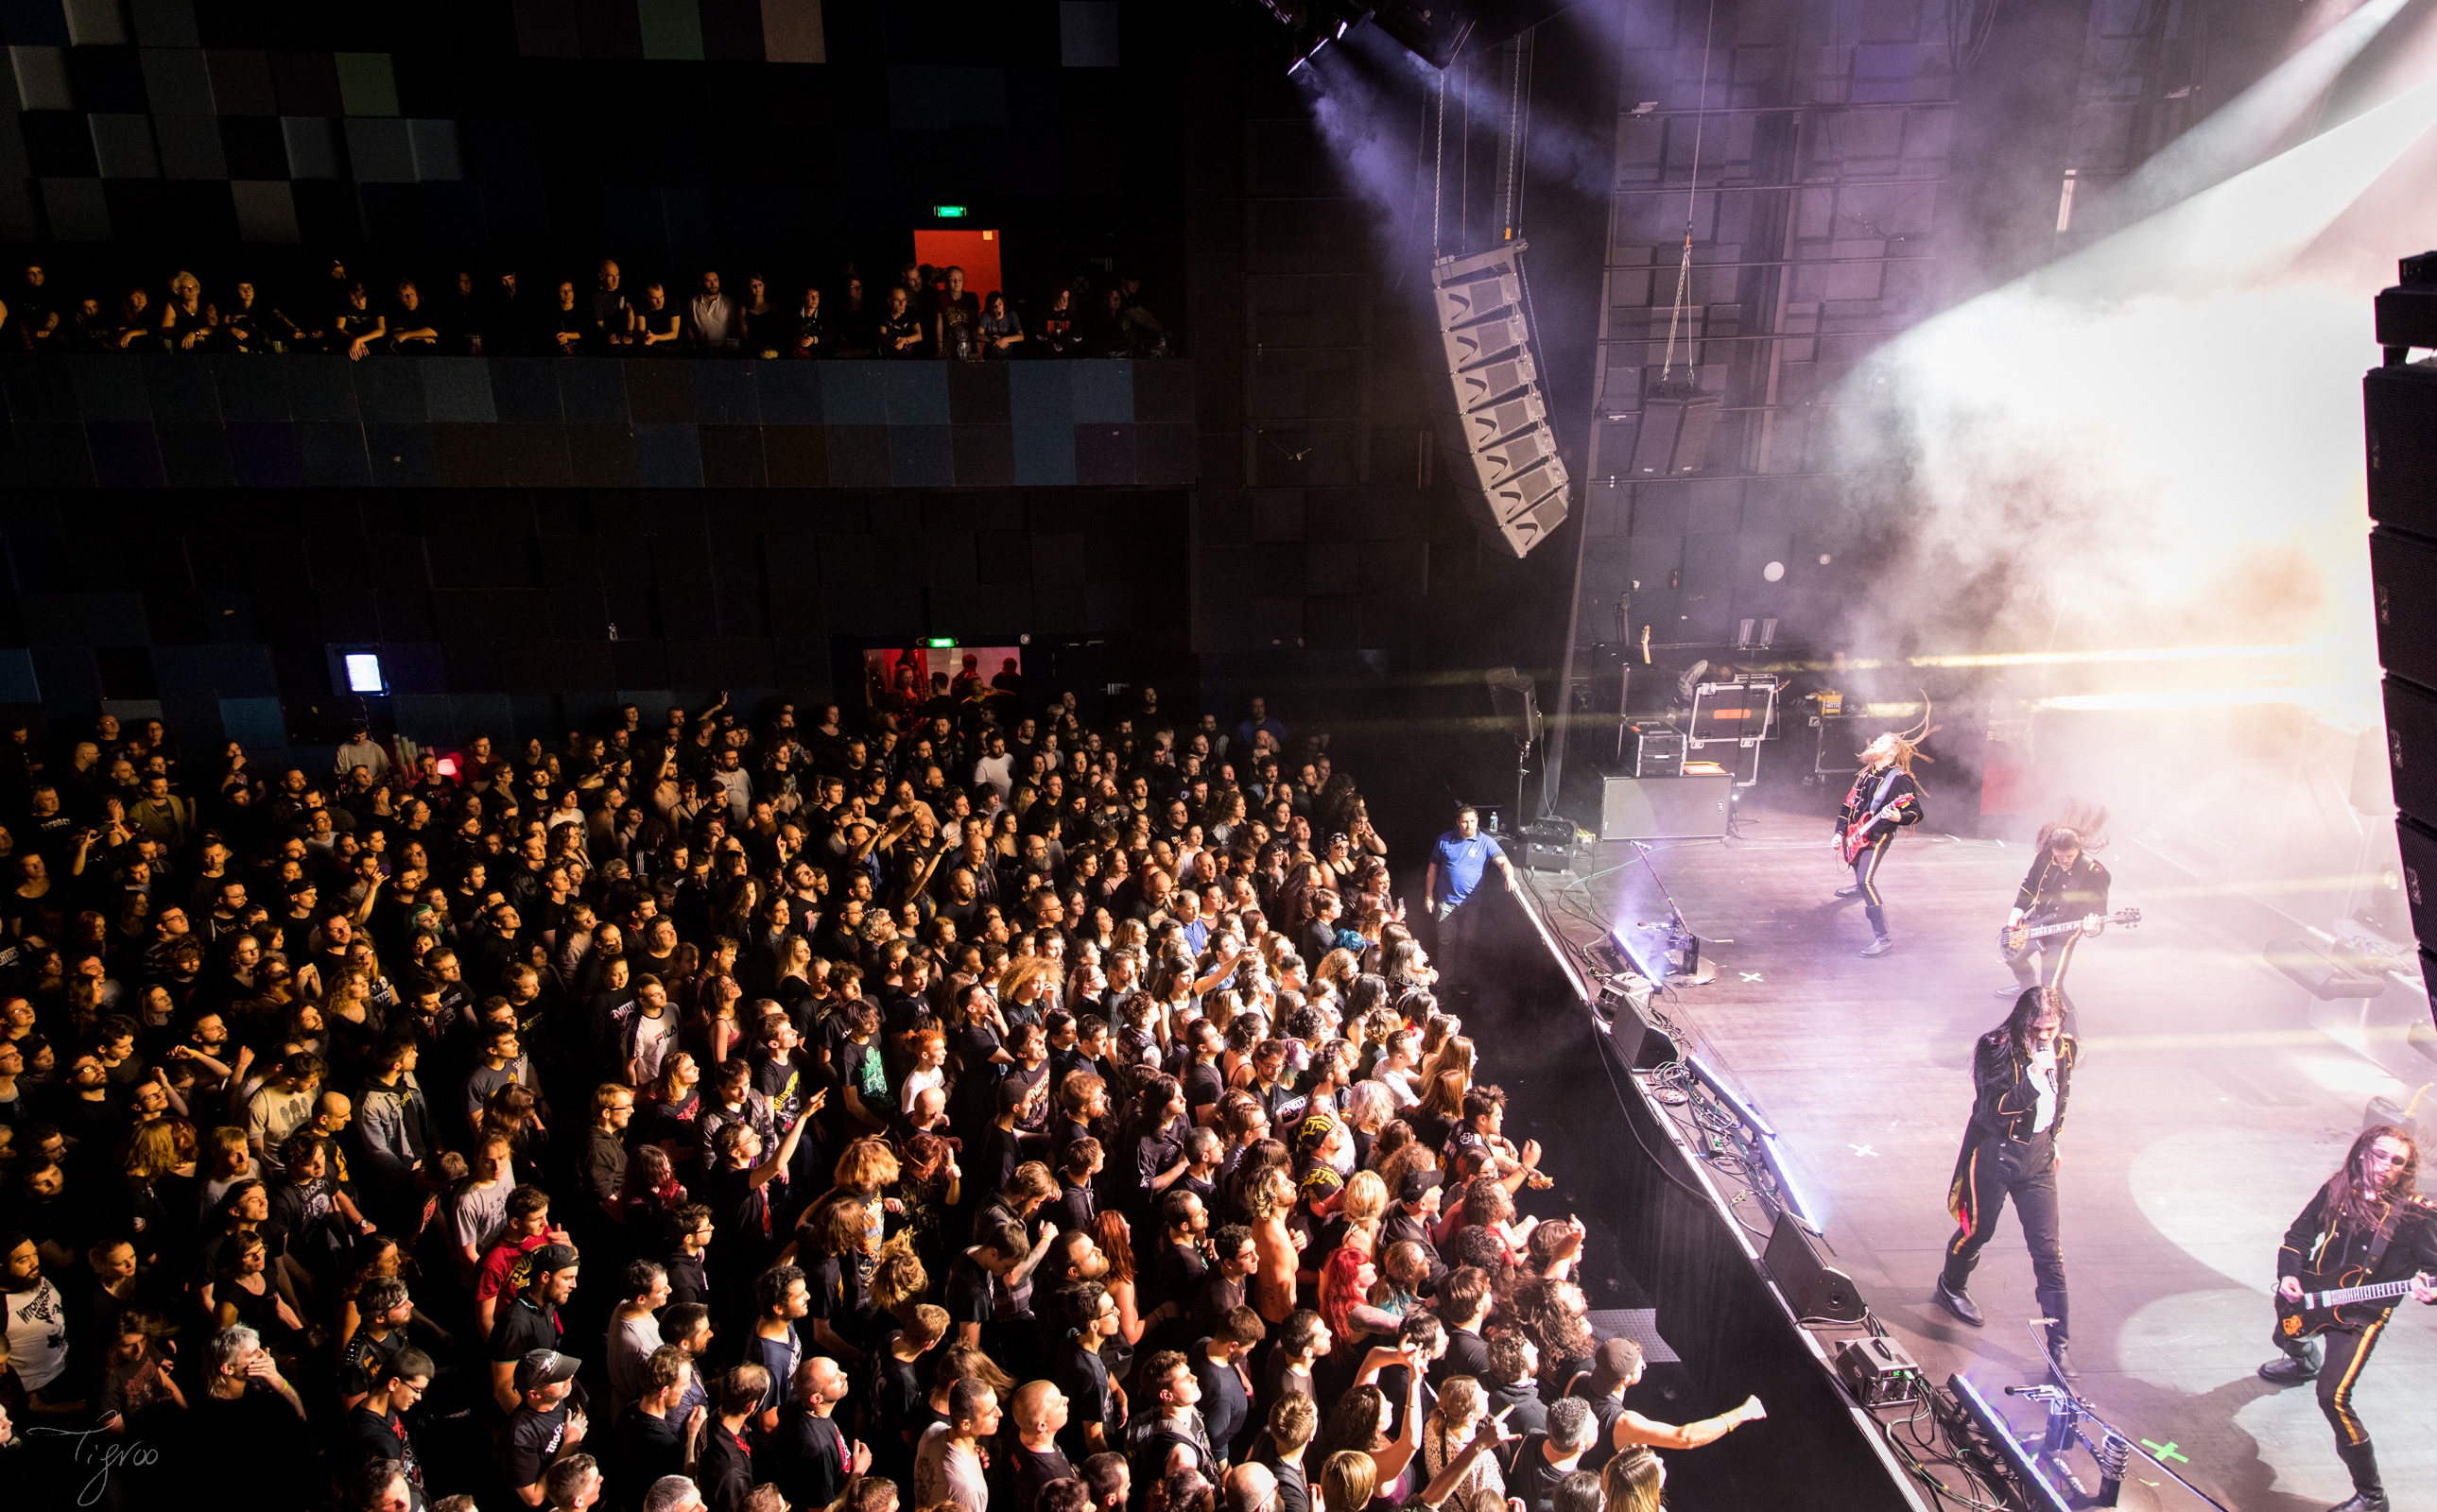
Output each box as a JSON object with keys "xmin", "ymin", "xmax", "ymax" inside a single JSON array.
[{"xmin": 1429, "ymin": 240, "xmax": 1570, "ymax": 559}]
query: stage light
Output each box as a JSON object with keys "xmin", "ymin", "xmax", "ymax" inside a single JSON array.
[
  {"xmin": 343, "ymin": 653, "xmax": 386, "ymax": 694},
  {"xmin": 1762, "ymin": 560, "xmax": 1785, "ymax": 582}
]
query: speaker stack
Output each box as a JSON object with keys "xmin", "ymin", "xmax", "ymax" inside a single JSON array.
[
  {"xmin": 1429, "ymin": 242, "xmax": 1571, "ymax": 559},
  {"xmin": 2367, "ymin": 249, "xmax": 2437, "ymax": 1028}
]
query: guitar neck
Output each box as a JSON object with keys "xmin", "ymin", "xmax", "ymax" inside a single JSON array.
[{"xmin": 2307, "ymin": 1278, "xmax": 2417, "ymax": 1309}]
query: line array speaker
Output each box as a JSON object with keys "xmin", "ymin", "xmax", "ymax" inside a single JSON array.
[
  {"xmin": 2367, "ymin": 252, "xmax": 2437, "ymax": 1033},
  {"xmin": 1429, "ymin": 241, "xmax": 1570, "ymax": 559}
]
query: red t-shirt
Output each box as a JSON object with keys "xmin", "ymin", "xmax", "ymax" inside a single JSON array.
[{"xmin": 475, "ymin": 1233, "xmax": 552, "ymax": 1304}]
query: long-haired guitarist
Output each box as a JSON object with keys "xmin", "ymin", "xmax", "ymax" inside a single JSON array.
[
  {"xmin": 2256, "ymin": 1125, "xmax": 2436, "ymax": 1512},
  {"xmin": 1997, "ymin": 809, "xmax": 2112, "ymax": 997},
  {"xmin": 1835, "ymin": 729, "xmax": 1927, "ymax": 958}
]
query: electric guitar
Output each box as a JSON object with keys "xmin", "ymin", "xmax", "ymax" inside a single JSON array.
[
  {"xmin": 1998, "ymin": 907, "xmax": 2142, "ymax": 952},
  {"xmin": 1837, "ymin": 794, "xmax": 1916, "ymax": 866},
  {"xmin": 2277, "ymin": 1268, "xmax": 2436, "ymax": 1337}
]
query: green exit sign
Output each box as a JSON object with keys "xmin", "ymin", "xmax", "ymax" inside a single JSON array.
[
  {"xmin": 925, "ymin": 637, "xmax": 957, "ymax": 648},
  {"xmin": 932, "ymin": 204, "xmax": 969, "ymax": 218}
]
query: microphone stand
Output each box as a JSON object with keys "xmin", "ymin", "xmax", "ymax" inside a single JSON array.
[{"xmin": 2000, "ymin": 1322, "xmax": 2232, "ymax": 1511}]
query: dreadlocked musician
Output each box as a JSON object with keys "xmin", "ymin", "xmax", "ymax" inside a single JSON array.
[{"xmin": 1833, "ymin": 723, "xmax": 1929, "ymax": 958}]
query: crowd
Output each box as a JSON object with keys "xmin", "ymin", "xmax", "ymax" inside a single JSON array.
[
  {"xmin": 0, "ymin": 259, "xmax": 1176, "ymax": 362},
  {"xmin": 0, "ymin": 678, "xmax": 1749, "ymax": 1512}
]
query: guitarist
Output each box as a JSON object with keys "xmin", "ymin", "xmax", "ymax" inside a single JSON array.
[
  {"xmin": 2256, "ymin": 1126, "xmax": 2437, "ymax": 1512},
  {"xmin": 1998, "ymin": 816, "xmax": 2111, "ymax": 997},
  {"xmin": 1835, "ymin": 731, "xmax": 1926, "ymax": 958}
]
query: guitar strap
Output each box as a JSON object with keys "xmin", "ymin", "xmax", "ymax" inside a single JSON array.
[{"xmin": 2364, "ymin": 1202, "xmax": 2397, "ymax": 1270}]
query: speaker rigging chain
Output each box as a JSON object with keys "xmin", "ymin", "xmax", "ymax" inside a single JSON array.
[
  {"xmin": 1659, "ymin": 0, "xmax": 1720, "ymax": 384},
  {"xmin": 1432, "ymin": 69, "xmax": 1447, "ymax": 259}
]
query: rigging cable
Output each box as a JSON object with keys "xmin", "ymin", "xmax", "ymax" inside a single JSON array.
[{"xmin": 1658, "ymin": 0, "xmax": 1720, "ymax": 383}]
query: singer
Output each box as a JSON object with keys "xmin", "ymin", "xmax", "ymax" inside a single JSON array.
[{"xmin": 1935, "ymin": 988, "xmax": 2077, "ymax": 1380}]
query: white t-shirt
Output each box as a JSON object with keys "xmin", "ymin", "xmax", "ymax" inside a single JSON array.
[
  {"xmin": 6, "ymin": 1275, "xmax": 70, "ymax": 1390},
  {"xmin": 914, "ymin": 1423, "xmax": 991, "ymax": 1512},
  {"xmin": 631, "ymin": 1009, "xmax": 676, "ymax": 1081}
]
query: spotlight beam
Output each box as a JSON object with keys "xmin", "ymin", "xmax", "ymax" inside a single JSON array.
[{"xmin": 2090, "ymin": 0, "xmax": 2413, "ymax": 232}]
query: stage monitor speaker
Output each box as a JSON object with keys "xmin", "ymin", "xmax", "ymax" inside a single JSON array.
[
  {"xmin": 1599, "ymin": 771, "xmax": 1732, "ymax": 840},
  {"xmin": 1599, "ymin": 982, "xmax": 1678, "ymax": 1069},
  {"xmin": 1629, "ymin": 383, "xmax": 1721, "ymax": 475},
  {"xmin": 2370, "ymin": 528, "xmax": 2437, "ymax": 694},
  {"xmin": 1762, "ymin": 1211, "xmax": 1867, "ymax": 1324}
]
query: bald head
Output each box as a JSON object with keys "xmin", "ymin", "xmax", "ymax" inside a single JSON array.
[{"xmin": 1223, "ymin": 1464, "xmax": 1277, "ymax": 1512}]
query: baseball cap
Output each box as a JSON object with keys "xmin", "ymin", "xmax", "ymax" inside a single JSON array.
[
  {"xmin": 529, "ymin": 1243, "xmax": 579, "ymax": 1277},
  {"xmin": 1398, "ymin": 1169, "xmax": 1443, "ymax": 1204},
  {"xmin": 515, "ymin": 1349, "xmax": 582, "ymax": 1390},
  {"xmin": 1294, "ymin": 1112, "xmax": 1338, "ymax": 1152}
]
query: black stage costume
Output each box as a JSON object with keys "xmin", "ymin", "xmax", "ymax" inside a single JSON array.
[
  {"xmin": 2003, "ymin": 850, "xmax": 2110, "ymax": 990},
  {"xmin": 1939, "ymin": 1017, "xmax": 2074, "ymax": 1360},
  {"xmin": 2260, "ymin": 1181, "xmax": 2437, "ymax": 1510},
  {"xmin": 1836, "ymin": 762, "xmax": 1923, "ymax": 951}
]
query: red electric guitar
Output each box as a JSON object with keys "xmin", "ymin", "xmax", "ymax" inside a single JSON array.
[{"xmin": 1837, "ymin": 794, "xmax": 1916, "ymax": 866}]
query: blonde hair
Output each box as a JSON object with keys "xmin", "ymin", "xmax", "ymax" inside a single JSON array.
[
  {"xmin": 835, "ymin": 1136, "xmax": 901, "ymax": 1194},
  {"xmin": 1601, "ymin": 1448, "xmax": 1665, "ymax": 1512},
  {"xmin": 1340, "ymin": 1170, "xmax": 1390, "ymax": 1228},
  {"xmin": 1320, "ymin": 1452, "xmax": 1376, "ymax": 1512}
]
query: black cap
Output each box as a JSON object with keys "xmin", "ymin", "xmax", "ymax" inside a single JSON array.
[
  {"xmin": 515, "ymin": 1349, "xmax": 581, "ymax": 1390},
  {"xmin": 1398, "ymin": 1169, "xmax": 1443, "ymax": 1204},
  {"xmin": 529, "ymin": 1243, "xmax": 579, "ymax": 1277}
]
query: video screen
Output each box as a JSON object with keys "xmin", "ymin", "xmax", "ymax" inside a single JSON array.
[{"xmin": 864, "ymin": 643, "xmax": 1024, "ymax": 719}]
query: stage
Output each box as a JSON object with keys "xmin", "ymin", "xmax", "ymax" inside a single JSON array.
[{"xmin": 1512, "ymin": 800, "xmax": 2437, "ymax": 1512}]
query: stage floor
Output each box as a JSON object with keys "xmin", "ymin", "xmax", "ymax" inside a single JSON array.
[{"xmin": 1519, "ymin": 802, "xmax": 2435, "ymax": 1512}]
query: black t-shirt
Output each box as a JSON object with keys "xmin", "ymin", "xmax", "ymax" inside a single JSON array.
[
  {"xmin": 1192, "ymin": 1348, "xmax": 1252, "ymax": 1465},
  {"xmin": 1511, "ymin": 1439, "xmax": 1575, "ymax": 1512},
  {"xmin": 1153, "ymin": 1241, "xmax": 1208, "ymax": 1312},
  {"xmin": 1433, "ymin": 1328, "xmax": 1491, "ymax": 1391},
  {"xmin": 346, "ymin": 1402, "xmax": 422, "ymax": 1492},
  {"xmin": 1052, "ymin": 1342, "xmax": 1116, "ymax": 1466},
  {"xmin": 977, "ymin": 1125, "xmax": 1022, "ymax": 1201},
  {"xmin": 1184, "ymin": 1061, "xmax": 1226, "ymax": 1120},
  {"xmin": 1010, "ymin": 1440, "xmax": 1075, "ymax": 1512},
  {"xmin": 489, "ymin": 1296, "xmax": 562, "ymax": 1365},
  {"xmin": 945, "ymin": 1251, "xmax": 995, "ymax": 1326},
  {"xmin": 1568, "ymin": 1383, "xmax": 1625, "ymax": 1470},
  {"xmin": 499, "ymin": 1400, "xmax": 572, "ymax": 1492},
  {"xmin": 770, "ymin": 1403, "xmax": 853, "ymax": 1509},
  {"xmin": 871, "ymin": 1343, "xmax": 928, "ymax": 1476},
  {"xmin": 609, "ymin": 1406, "xmax": 688, "ymax": 1509}
]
